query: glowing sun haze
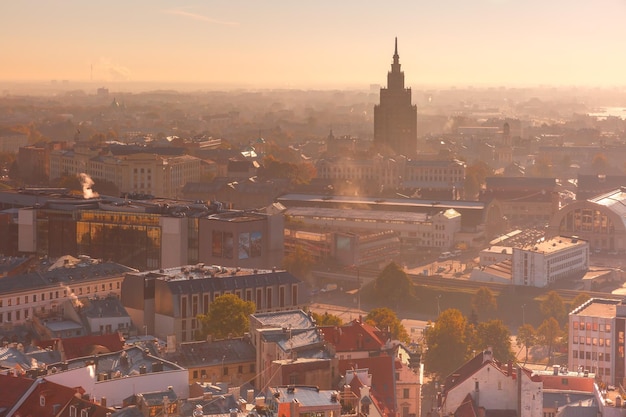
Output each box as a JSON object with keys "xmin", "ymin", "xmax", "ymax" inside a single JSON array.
[{"xmin": 2, "ymin": 0, "xmax": 626, "ymax": 88}]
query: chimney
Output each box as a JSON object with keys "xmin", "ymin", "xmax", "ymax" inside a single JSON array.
[{"xmin": 482, "ymin": 347, "xmax": 493, "ymax": 363}]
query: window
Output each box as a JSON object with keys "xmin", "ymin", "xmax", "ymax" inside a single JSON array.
[
  {"xmin": 193, "ymin": 370, "xmax": 198, "ymax": 379},
  {"xmin": 40, "ymin": 395, "xmax": 45, "ymax": 406},
  {"xmin": 606, "ymin": 353, "xmax": 611, "ymax": 362},
  {"xmin": 607, "ymin": 324, "xmax": 612, "ymax": 332},
  {"xmin": 70, "ymin": 405, "xmax": 77, "ymax": 417},
  {"xmin": 573, "ymin": 350, "xmax": 578, "ymax": 358},
  {"xmin": 586, "ymin": 322, "xmax": 591, "ymax": 330},
  {"xmin": 223, "ymin": 366, "xmax": 228, "ymax": 376},
  {"xmin": 573, "ymin": 321, "xmax": 579, "ymax": 330},
  {"xmin": 403, "ymin": 388, "xmax": 410, "ymax": 399},
  {"xmin": 238, "ymin": 365, "xmax": 243, "ymax": 374}
]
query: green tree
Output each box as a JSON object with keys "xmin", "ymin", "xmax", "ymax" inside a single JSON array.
[
  {"xmin": 537, "ymin": 317, "xmax": 561, "ymax": 359},
  {"xmin": 570, "ymin": 293, "xmax": 591, "ymax": 312},
  {"xmin": 374, "ymin": 262, "xmax": 413, "ymax": 308},
  {"xmin": 516, "ymin": 323, "xmax": 537, "ymax": 363},
  {"xmin": 365, "ymin": 307, "xmax": 410, "ymax": 344},
  {"xmin": 311, "ymin": 311, "xmax": 343, "ymax": 326},
  {"xmin": 196, "ymin": 294, "xmax": 255, "ymax": 340},
  {"xmin": 282, "ymin": 246, "xmax": 313, "ymax": 282},
  {"xmin": 540, "ymin": 291, "xmax": 566, "ymax": 324},
  {"xmin": 471, "ymin": 287, "xmax": 498, "ymax": 320},
  {"xmin": 424, "ymin": 308, "xmax": 469, "ymax": 378},
  {"xmin": 472, "ymin": 319, "xmax": 514, "ymax": 362},
  {"xmin": 464, "ymin": 161, "xmax": 492, "ymax": 199}
]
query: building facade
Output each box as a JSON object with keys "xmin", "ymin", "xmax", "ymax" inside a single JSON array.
[
  {"xmin": 569, "ymin": 298, "xmax": 625, "ymax": 386},
  {"xmin": 548, "ymin": 187, "xmax": 626, "ymax": 253},
  {"xmin": 0, "ymin": 256, "xmax": 133, "ymax": 329},
  {"xmin": 374, "ymin": 38, "xmax": 418, "ymax": 156},
  {"xmin": 122, "ymin": 266, "xmax": 307, "ymax": 343},
  {"xmin": 511, "ymin": 236, "xmax": 589, "ymax": 287}
]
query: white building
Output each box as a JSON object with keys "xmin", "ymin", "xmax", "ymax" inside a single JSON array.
[
  {"xmin": 569, "ymin": 298, "xmax": 624, "ymax": 386},
  {"xmin": 479, "ymin": 246, "xmax": 512, "ymax": 267},
  {"xmin": 45, "ymin": 346, "xmax": 189, "ymax": 407},
  {"xmin": 440, "ymin": 349, "xmax": 543, "ymax": 417},
  {"xmin": 511, "ymin": 236, "xmax": 589, "ymax": 287}
]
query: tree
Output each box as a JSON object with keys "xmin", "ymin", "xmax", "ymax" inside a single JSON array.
[
  {"xmin": 591, "ymin": 153, "xmax": 609, "ymax": 174},
  {"xmin": 472, "ymin": 319, "xmax": 514, "ymax": 362},
  {"xmin": 196, "ymin": 294, "xmax": 255, "ymax": 340},
  {"xmin": 471, "ymin": 287, "xmax": 497, "ymax": 320},
  {"xmin": 516, "ymin": 323, "xmax": 537, "ymax": 363},
  {"xmin": 464, "ymin": 161, "xmax": 492, "ymax": 199},
  {"xmin": 311, "ymin": 311, "xmax": 343, "ymax": 326},
  {"xmin": 282, "ymin": 246, "xmax": 313, "ymax": 282},
  {"xmin": 540, "ymin": 291, "xmax": 566, "ymax": 324},
  {"xmin": 537, "ymin": 317, "xmax": 561, "ymax": 359},
  {"xmin": 424, "ymin": 308, "xmax": 469, "ymax": 378},
  {"xmin": 570, "ymin": 292, "xmax": 591, "ymax": 312},
  {"xmin": 365, "ymin": 307, "xmax": 409, "ymax": 344},
  {"xmin": 374, "ymin": 262, "xmax": 413, "ymax": 308}
]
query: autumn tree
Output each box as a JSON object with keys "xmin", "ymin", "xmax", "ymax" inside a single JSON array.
[
  {"xmin": 196, "ymin": 294, "xmax": 255, "ymax": 340},
  {"xmin": 424, "ymin": 308, "xmax": 469, "ymax": 377},
  {"xmin": 591, "ymin": 153, "xmax": 609, "ymax": 174},
  {"xmin": 516, "ymin": 323, "xmax": 537, "ymax": 363},
  {"xmin": 365, "ymin": 307, "xmax": 409, "ymax": 344},
  {"xmin": 464, "ymin": 161, "xmax": 493, "ymax": 199},
  {"xmin": 471, "ymin": 287, "xmax": 498, "ymax": 320},
  {"xmin": 540, "ymin": 291, "xmax": 566, "ymax": 324},
  {"xmin": 570, "ymin": 292, "xmax": 591, "ymax": 312},
  {"xmin": 282, "ymin": 246, "xmax": 313, "ymax": 282},
  {"xmin": 472, "ymin": 319, "xmax": 515, "ymax": 362},
  {"xmin": 537, "ymin": 317, "xmax": 561, "ymax": 359},
  {"xmin": 374, "ymin": 262, "xmax": 413, "ymax": 308},
  {"xmin": 311, "ymin": 311, "xmax": 343, "ymax": 326}
]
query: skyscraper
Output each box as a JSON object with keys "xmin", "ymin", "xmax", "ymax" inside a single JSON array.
[{"xmin": 374, "ymin": 38, "xmax": 418, "ymax": 156}]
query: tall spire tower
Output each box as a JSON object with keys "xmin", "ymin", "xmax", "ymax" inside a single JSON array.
[{"xmin": 374, "ymin": 38, "xmax": 418, "ymax": 156}]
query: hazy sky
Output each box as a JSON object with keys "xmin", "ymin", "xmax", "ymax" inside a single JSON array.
[{"xmin": 3, "ymin": 1, "xmax": 626, "ymax": 88}]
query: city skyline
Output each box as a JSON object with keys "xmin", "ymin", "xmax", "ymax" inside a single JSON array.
[{"xmin": 2, "ymin": 1, "xmax": 626, "ymax": 89}]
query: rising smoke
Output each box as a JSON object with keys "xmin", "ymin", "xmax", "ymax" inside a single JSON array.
[{"xmin": 78, "ymin": 173, "xmax": 99, "ymax": 199}]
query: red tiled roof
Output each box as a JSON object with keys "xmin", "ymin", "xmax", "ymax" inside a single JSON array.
[
  {"xmin": 454, "ymin": 393, "xmax": 480, "ymax": 417},
  {"xmin": 0, "ymin": 374, "xmax": 36, "ymax": 414},
  {"xmin": 3, "ymin": 376, "xmax": 83, "ymax": 417},
  {"xmin": 320, "ymin": 319, "xmax": 387, "ymax": 352},
  {"xmin": 339, "ymin": 355, "xmax": 397, "ymax": 417},
  {"xmin": 38, "ymin": 333, "xmax": 124, "ymax": 360}
]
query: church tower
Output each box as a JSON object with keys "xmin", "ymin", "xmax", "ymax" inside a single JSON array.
[{"xmin": 374, "ymin": 38, "xmax": 418, "ymax": 156}]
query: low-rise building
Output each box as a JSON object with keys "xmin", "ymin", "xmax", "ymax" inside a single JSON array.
[
  {"xmin": 439, "ymin": 349, "xmax": 543, "ymax": 417},
  {"xmin": 45, "ymin": 345, "xmax": 189, "ymax": 408},
  {"xmin": 266, "ymin": 386, "xmax": 342, "ymax": 417},
  {"xmin": 511, "ymin": 235, "xmax": 589, "ymax": 287},
  {"xmin": 122, "ymin": 266, "xmax": 306, "ymax": 343},
  {"xmin": 0, "ymin": 255, "xmax": 133, "ymax": 329}
]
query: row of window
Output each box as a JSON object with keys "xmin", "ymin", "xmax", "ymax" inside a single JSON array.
[
  {"xmin": 573, "ymin": 350, "xmax": 611, "ymax": 362},
  {"xmin": 573, "ymin": 321, "xmax": 612, "ymax": 332},
  {"xmin": 573, "ymin": 336, "xmax": 611, "ymax": 346}
]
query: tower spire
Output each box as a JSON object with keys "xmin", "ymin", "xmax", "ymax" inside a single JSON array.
[{"xmin": 393, "ymin": 37, "xmax": 399, "ymax": 64}]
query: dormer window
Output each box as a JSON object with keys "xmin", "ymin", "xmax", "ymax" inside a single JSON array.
[{"xmin": 70, "ymin": 405, "xmax": 77, "ymax": 417}]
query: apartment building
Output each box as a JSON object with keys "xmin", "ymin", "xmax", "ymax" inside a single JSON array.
[
  {"xmin": 569, "ymin": 298, "xmax": 625, "ymax": 386},
  {"xmin": 0, "ymin": 255, "xmax": 134, "ymax": 329},
  {"xmin": 121, "ymin": 265, "xmax": 306, "ymax": 343}
]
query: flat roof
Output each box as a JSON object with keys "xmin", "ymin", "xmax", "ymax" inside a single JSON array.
[
  {"xmin": 573, "ymin": 299, "xmax": 619, "ymax": 318},
  {"xmin": 278, "ymin": 193, "xmax": 484, "ymax": 210},
  {"xmin": 286, "ymin": 206, "xmax": 431, "ymax": 223}
]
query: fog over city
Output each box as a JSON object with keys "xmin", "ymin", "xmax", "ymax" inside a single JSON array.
[{"xmin": 4, "ymin": 2, "xmax": 626, "ymax": 417}]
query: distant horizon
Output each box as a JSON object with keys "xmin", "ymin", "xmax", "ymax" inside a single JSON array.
[{"xmin": 3, "ymin": 79, "xmax": 626, "ymax": 95}]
